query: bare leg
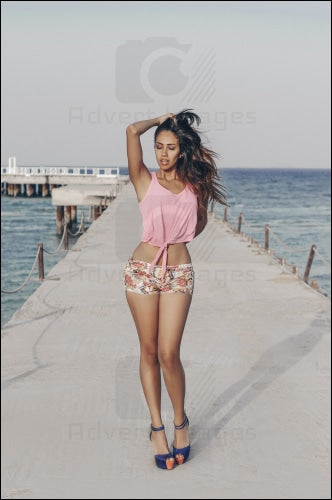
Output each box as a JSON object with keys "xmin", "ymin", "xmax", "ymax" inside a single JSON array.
[
  {"xmin": 125, "ymin": 291, "xmax": 173, "ymax": 459},
  {"xmin": 158, "ymin": 292, "xmax": 192, "ymax": 450}
]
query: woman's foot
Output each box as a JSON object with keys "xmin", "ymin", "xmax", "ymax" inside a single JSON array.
[
  {"xmin": 150, "ymin": 424, "xmax": 175, "ymax": 470},
  {"xmin": 173, "ymin": 415, "xmax": 190, "ymax": 465}
]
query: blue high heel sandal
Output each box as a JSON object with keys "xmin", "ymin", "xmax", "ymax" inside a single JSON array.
[
  {"xmin": 150, "ymin": 424, "xmax": 175, "ymax": 470},
  {"xmin": 173, "ymin": 415, "xmax": 190, "ymax": 465}
]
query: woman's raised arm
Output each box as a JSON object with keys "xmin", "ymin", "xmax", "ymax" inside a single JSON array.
[{"xmin": 126, "ymin": 114, "xmax": 174, "ymax": 198}]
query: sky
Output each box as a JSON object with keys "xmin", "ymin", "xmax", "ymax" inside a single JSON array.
[{"xmin": 1, "ymin": 1, "xmax": 331, "ymax": 169}]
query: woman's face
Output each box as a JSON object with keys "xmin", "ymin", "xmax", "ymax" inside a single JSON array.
[{"xmin": 154, "ymin": 131, "xmax": 181, "ymax": 171}]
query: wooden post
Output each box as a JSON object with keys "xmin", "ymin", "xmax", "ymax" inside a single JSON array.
[
  {"xmin": 27, "ymin": 184, "xmax": 35, "ymax": 197},
  {"xmin": 209, "ymin": 200, "xmax": 216, "ymax": 214},
  {"xmin": 38, "ymin": 243, "xmax": 44, "ymax": 280},
  {"xmin": 65, "ymin": 205, "xmax": 71, "ymax": 228},
  {"xmin": 303, "ymin": 244, "xmax": 316, "ymax": 282},
  {"xmin": 311, "ymin": 279, "xmax": 319, "ymax": 290},
  {"xmin": 223, "ymin": 207, "xmax": 228, "ymax": 222},
  {"xmin": 81, "ymin": 211, "xmax": 85, "ymax": 233},
  {"xmin": 63, "ymin": 224, "xmax": 69, "ymax": 250},
  {"xmin": 56, "ymin": 206, "xmax": 64, "ymax": 235},
  {"xmin": 237, "ymin": 212, "xmax": 243, "ymax": 233},
  {"xmin": 71, "ymin": 205, "xmax": 77, "ymax": 223},
  {"xmin": 42, "ymin": 184, "xmax": 49, "ymax": 197},
  {"xmin": 13, "ymin": 184, "xmax": 20, "ymax": 197},
  {"xmin": 264, "ymin": 224, "xmax": 270, "ymax": 250}
]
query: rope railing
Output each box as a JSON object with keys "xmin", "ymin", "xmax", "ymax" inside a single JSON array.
[
  {"xmin": 1, "ymin": 218, "xmax": 84, "ymax": 294},
  {"xmin": 221, "ymin": 206, "xmax": 331, "ymax": 292},
  {"xmin": 315, "ymin": 247, "xmax": 331, "ymax": 270},
  {"xmin": 268, "ymin": 227, "xmax": 311, "ymax": 253},
  {"xmin": 43, "ymin": 224, "xmax": 68, "ymax": 255},
  {"xmin": 224, "ymin": 207, "xmax": 239, "ymax": 223},
  {"xmin": 241, "ymin": 213, "xmax": 266, "ymax": 234},
  {"xmin": 1, "ymin": 246, "xmax": 41, "ymax": 294},
  {"xmin": 67, "ymin": 211, "xmax": 85, "ymax": 237},
  {"xmin": 226, "ymin": 209, "xmax": 265, "ymax": 234}
]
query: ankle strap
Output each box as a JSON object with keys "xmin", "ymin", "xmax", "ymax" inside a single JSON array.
[
  {"xmin": 151, "ymin": 424, "xmax": 165, "ymax": 432},
  {"xmin": 174, "ymin": 415, "xmax": 189, "ymax": 430}
]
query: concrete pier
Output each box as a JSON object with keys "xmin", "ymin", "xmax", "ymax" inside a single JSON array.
[
  {"xmin": 1, "ymin": 182, "xmax": 331, "ymax": 499},
  {"xmin": 51, "ymin": 184, "xmax": 120, "ymax": 206}
]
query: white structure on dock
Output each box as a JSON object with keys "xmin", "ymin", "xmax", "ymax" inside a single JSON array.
[
  {"xmin": 1, "ymin": 157, "xmax": 130, "ymax": 233},
  {"xmin": 1, "ymin": 157, "xmax": 129, "ymax": 195}
]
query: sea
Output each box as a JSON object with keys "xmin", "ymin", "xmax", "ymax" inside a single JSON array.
[{"xmin": 1, "ymin": 167, "xmax": 331, "ymax": 328}]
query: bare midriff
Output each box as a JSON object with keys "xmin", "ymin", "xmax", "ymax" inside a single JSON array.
[{"xmin": 131, "ymin": 242, "xmax": 191, "ymax": 266}]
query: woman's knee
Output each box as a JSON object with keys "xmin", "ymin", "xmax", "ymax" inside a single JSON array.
[
  {"xmin": 140, "ymin": 345, "xmax": 159, "ymax": 365},
  {"xmin": 158, "ymin": 350, "xmax": 180, "ymax": 370}
]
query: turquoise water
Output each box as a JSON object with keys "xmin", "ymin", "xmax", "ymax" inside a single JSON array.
[{"xmin": 1, "ymin": 168, "xmax": 330, "ymax": 328}]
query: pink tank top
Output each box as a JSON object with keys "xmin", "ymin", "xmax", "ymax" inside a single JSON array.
[{"xmin": 139, "ymin": 171, "xmax": 198, "ymax": 276}]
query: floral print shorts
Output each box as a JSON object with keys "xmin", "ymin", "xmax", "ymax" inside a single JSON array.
[{"xmin": 123, "ymin": 259, "xmax": 194, "ymax": 295}]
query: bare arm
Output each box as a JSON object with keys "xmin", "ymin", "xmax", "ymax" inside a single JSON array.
[
  {"xmin": 195, "ymin": 198, "xmax": 208, "ymax": 237},
  {"xmin": 126, "ymin": 113, "xmax": 173, "ymax": 200}
]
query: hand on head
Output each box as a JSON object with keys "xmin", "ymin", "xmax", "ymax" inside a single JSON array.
[{"xmin": 158, "ymin": 113, "xmax": 176, "ymax": 126}]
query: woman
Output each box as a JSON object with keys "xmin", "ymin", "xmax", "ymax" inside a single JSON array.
[{"xmin": 124, "ymin": 109, "xmax": 227, "ymax": 470}]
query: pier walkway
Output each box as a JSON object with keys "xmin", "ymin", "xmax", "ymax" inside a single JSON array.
[{"xmin": 1, "ymin": 182, "xmax": 331, "ymax": 499}]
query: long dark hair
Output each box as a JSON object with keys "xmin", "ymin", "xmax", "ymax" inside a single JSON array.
[{"xmin": 154, "ymin": 109, "xmax": 227, "ymax": 207}]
